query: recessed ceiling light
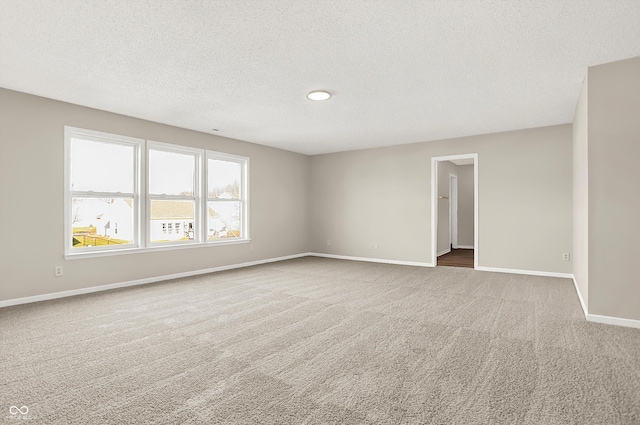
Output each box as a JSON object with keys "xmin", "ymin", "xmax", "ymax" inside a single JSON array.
[
  {"xmin": 212, "ymin": 129, "xmax": 220, "ymax": 132},
  {"xmin": 307, "ymin": 91, "xmax": 331, "ymax": 101}
]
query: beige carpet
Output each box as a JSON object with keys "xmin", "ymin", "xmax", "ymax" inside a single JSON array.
[{"xmin": 1, "ymin": 257, "xmax": 639, "ymax": 424}]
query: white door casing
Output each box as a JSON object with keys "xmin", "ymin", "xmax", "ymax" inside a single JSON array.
[
  {"xmin": 431, "ymin": 154, "xmax": 478, "ymax": 268},
  {"xmin": 450, "ymin": 174, "xmax": 458, "ymax": 249}
]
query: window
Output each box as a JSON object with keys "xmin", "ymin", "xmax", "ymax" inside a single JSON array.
[
  {"xmin": 65, "ymin": 127, "xmax": 142, "ymax": 254},
  {"xmin": 65, "ymin": 127, "xmax": 249, "ymax": 257},
  {"xmin": 148, "ymin": 142, "xmax": 201, "ymax": 245},
  {"xmin": 207, "ymin": 153, "xmax": 248, "ymax": 241}
]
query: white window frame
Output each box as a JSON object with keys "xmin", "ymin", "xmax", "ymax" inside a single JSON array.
[
  {"xmin": 146, "ymin": 141, "xmax": 203, "ymax": 248},
  {"xmin": 205, "ymin": 151, "xmax": 250, "ymax": 244},
  {"xmin": 64, "ymin": 128, "xmax": 249, "ymax": 259},
  {"xmin": 64, "ymin": 126, "xmax": 143, "ymax": 256}
]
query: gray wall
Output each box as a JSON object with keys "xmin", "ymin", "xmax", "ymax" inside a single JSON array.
[
  {"xmin": 309, "ymin": 125, "xmax": 573, "ymax": 273},
  {"xmin": 573, "ymin": 77, "xmax": 589, "ymax": 309},
  {"xmin": 588, "ymin": 57, "xmax": 640, "ymax": 320},
  {"xmin": 0, "ymin": 89, "xmax": 579, "ymax": 304},
  {"xmin": 457, "ymin": 164, "xmax": 474, "ymax": 248},
  {"xmin": 0, "ymin": 89, "xmax": 310, "ymax": 301}
]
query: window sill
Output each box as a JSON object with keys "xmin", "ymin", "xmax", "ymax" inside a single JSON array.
[{"xmin": 64, "ymin": 238, "xmax": 251, "ymax": 260}]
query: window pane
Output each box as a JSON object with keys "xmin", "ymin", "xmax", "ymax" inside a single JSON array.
[
  {"xmin": 208, "ymin": 159, "xmax": 241, "ymax": 199},
  {"xmin": 71, "ymin": 138, "xmax": 134, "ymax": 193},
  {"xmin": 149, "ymin": 150, "xmax": 195, "ymax": 196},
  {"xmin": 71, "ymin": 197, "xmax": 134, "ymax": 248},
  {"xmin": 150, "ymin": 200, "xmax": 195, "ymax": 243},
  {"xmin": 208, "ymin": 201, "xmax": 241, "ymax": 240}
]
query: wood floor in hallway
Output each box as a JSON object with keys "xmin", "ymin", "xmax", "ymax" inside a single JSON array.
[{"xmin": 437, "ymin": 248, "xmax": 474, "ymax": 268}]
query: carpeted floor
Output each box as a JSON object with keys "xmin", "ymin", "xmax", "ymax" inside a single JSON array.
[{"xmin": 1, "ymin": 257, "xmax": 639, "ymax": 424}]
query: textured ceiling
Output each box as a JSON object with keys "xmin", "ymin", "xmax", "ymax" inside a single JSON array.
[{"xmin": 1, "ymin": 1, "xmax": 639, "ymax": 155}]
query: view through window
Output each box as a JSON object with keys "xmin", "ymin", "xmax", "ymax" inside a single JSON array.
[
  {"xmin": 149, "ymin": 146, "xmax": 198, "ymax": 244},
  {"xmin": 69, "ymin": 135, "xmax": 138, "ymax": 250},
  {"xmin": 65, "ymin": 127, "xmax": 248, "ymax": 256},
  {"xmin": 207, "ymin": 158, "xmax": 243, "ymax": 240}
]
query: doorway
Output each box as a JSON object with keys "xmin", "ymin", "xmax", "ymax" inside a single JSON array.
[{"xmin": 431, "ymin": 154, "xmax": 478, "ymax": 268}]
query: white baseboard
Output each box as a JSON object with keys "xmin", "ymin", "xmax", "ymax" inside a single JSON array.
[
  {"xmin": 456, "ymin": 245, "xmax": 474, "ymax": 250},
  {"xmin": 587, "ymin": 313, "xmax": 640, "ymax": 329},
  {"xmin": 571, "ymin": 275, "xmax": 588, "ymax": 320},
  {"xmin": 309, "ymin": 252, "xmax": 435, "ymax": 268},
  {"xmin": 475, "ymin": 266, "xmax": 573, "ymax": 279},
  {"xmin": 549, "ymin": 274, "xmax": 640, "ymax": 329},
  {"xmin": 0, "ymin": 253, "xmax": 309, "ymax": 308},
  {"xmin": 437, "ymin": 248, "xmax": 451, "ymax": 257},
  {"xmin": 476, "ymin": 270, "xmax": 640, "ymax": 329}
]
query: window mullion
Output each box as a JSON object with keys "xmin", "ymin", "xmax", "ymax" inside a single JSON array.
[
  {"xmin": 149, "ymin": 194, "xmax": 195, "ymax": 201},
  {"xmin": 71, "ymin": 191, "xmax": 135, "ymax": 198},
  {"xmin": 207, "ymin": 198, "xmax": 241, "ymax": 202},
  {"xmin": 135, "ymin": 139, "xmax": 143, "ymax": 249},
  {"xmin": 197, "ymin": 149, "xmax": 205, "ymax": 244}
]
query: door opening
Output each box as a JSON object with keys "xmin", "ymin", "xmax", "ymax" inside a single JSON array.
[{"xmin": 431, "ymin": 154, "xmax": 478, "ymax": 268}]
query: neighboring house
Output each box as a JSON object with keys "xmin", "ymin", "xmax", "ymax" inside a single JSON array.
[
  {"xmin": 100, "ymin": 198, "xmax": 134, "ymax": 240},
  {"xmin": 149, "ymin": 200, "xmax": 227, "ymax": 241},
  {"xmin": 73, "ymin": 198, "xmax": 239, "ymax": 242},
  {"xmin": 72, "ymin": 198, "xmax": 134, "ymax": 243},
  {"xmin": 150, "ymin": 200, "xmax": 195, "ymax": 242},
  {"xmin": 73, "ymin": 198, "xmax": 233, "ymax": 243},
  {"xmin": 217, "ymin": 191, "xmax": 235, "ymax": 199}
]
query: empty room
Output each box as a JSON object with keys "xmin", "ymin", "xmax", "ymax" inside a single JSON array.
[{"xmin": 1, "ymin": 1, "xmax": 639, "ymax": 424}]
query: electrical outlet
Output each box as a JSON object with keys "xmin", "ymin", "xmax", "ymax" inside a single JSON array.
[
  {"xmin": 54, "ymin": 266, "xmax": 63, "ymax": 277},
  {"xmin": 370, "ymin": 242, "xmax": 379, "ymax": 250},
  {"xmin": 249, "ymin": 244, "xmax": 255, "ymax": 252},
  {"xmin": 562, "ymin": 253, "xmax": 570, "ymax": 261},
  {"xmin": 327, "ymin": 240, "xmax": 331, "ymax": 246}
]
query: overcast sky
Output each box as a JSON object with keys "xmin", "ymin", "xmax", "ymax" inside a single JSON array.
[{"xmin": 71, "ymin": 139, "xmax": 240, "ymax": 196}]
